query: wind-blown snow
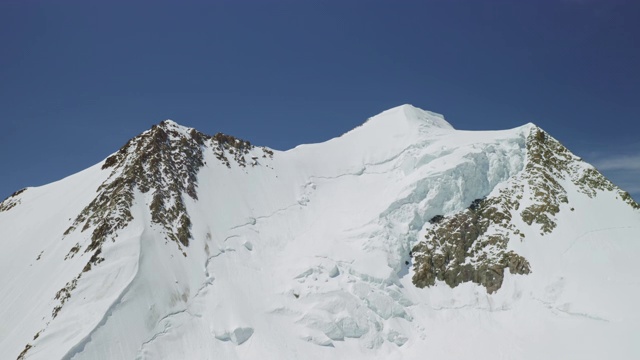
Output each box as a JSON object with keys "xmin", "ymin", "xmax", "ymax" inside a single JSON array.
[{"xmin": 1, "ymin": 104, "xmax": 638, "ymax": 359}]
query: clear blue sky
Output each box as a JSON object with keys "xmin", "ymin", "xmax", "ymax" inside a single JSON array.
[{"xmin": 1, "ymin": 0, "xmax": 639, "ymax": 201}]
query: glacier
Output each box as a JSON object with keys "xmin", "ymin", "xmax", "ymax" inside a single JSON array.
[{"xmin": 1, "ymin": 104, "xmax": 639, "ymax": 359}]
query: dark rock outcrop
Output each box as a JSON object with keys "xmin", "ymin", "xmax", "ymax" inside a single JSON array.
[{"xmin": 412, "ymin": 126, "xmax": 638, "ymax": 293}]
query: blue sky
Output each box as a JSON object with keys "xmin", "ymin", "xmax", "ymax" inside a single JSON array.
[{"xmin": 1, "ymin": 0, "xmax": 638, "ymax": 200}]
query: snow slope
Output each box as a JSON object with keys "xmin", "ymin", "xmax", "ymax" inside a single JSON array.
[{"xmin": 1, "ymin": 104, "xmax": 639, "ymax": 359}]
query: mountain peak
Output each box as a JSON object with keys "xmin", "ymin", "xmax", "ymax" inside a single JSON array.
[
  {"xmin": 63, "ymin": 120, "xmax": 274, "ymax": 264},
  {"xmin": 376, "ymin": 104, "xmax": 454, "ymax": 130},
  {"xmin": 160, "ymin": 119, "xmax": 179, "ymax": 126},
  {"xmin": 157, "ymin": 119, "xmax": 191, "ymax": 133},
  {"xmin": 4, "ymin": 107, "xmax": 640, "ymax": 360},
  {"xmin": 322, "ymin": 104, "xmax": 454, "ymax": 161}
]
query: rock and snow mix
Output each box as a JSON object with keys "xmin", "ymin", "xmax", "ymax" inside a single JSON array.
[{"xmin": 1, "ymin": 105, "xmax": 639, "ymax": 360}]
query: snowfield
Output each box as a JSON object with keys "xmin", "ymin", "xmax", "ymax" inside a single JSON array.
[{"xmin": 1, "ymin": 104, "xmax": 639, "ymax": 359}]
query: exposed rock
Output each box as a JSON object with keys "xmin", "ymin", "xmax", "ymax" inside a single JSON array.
[
  {"xmin": 0, "ymin": 188, "xmax": 27, "ymax": 212},
  {"xmin": 68, "ymin": 121, "xmax": 208, "ymax": 253},
  {"xmin": 65, "ymin": 120, "xmax": 270, "ymax": 257},
  {"xmin": 16, "ymin": 343, "xmax": 32, "ymax": 360},
  {"xmin": 428, "ymin": 215, "xmax": 445, "ymax": 224},
  {"xmin": 519, "ymin": 129, "xmax": 570, "ymax": 234},
  {"xmin": 56, "ymin": 121, "xmax": 271, "ymax": 328},
  {"xmin": 412, "ymin": 126, "xmax": 637, "ymax": 293},
  {"xmin": 412, "ymin": 196, "xmax": 530, "ymax": 294},
  {"xmin": 52, "ymin": 273, "xmax": 82, "ymax": 318}
]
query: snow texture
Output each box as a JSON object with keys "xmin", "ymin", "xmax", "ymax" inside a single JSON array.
[{"xmin": 1, "ymin": 104, "xmax": 639, "ymax": 360}]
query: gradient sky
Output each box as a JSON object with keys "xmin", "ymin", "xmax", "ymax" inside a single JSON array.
[{"xmin": 1, "ymin": 0, "xmax": 639, "ymax": 201}]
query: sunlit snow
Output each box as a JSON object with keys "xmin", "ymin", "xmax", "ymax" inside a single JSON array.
[{"xmin": 1, "ymin": 105, "xmax": 639, "ymax": 360}]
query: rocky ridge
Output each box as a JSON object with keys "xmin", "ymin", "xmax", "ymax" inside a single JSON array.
[
  {"xmin": 411, "ymin": 127, "xmax": 639, "ymax": 293},
  {"xmin": 0, "ymin": 188, "xmax": 27, "ymax": 212},
  {"xmin": 2, "ymin": 108, "xmax": 640, "ymax": 360},
  {"xmin": 64, "ymin": 120, "xmax": 273, "ymax": 258},
  {"xmin": 16, "ymin": 121, "xmax": 275, "ymax": 358}
]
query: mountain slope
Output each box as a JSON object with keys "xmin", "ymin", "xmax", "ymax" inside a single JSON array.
[{"xmin": 1, "ymin": 105, "xmax": 639, "ymax": 360}]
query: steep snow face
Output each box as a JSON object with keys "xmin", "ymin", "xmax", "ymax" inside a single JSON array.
[{"xmin": 1, "ymin": 105, "xmax": 639, "ymax": 360}]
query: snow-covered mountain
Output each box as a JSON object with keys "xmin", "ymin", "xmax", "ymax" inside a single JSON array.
[{"xmin": 1, "ymin": 104, "xmax": 639, "ymax": 360}]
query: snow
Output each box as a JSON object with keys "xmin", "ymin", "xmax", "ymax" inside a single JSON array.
[{"xmin": 1, "ymin": 105, "xmax": 639, "ymax": 359}]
